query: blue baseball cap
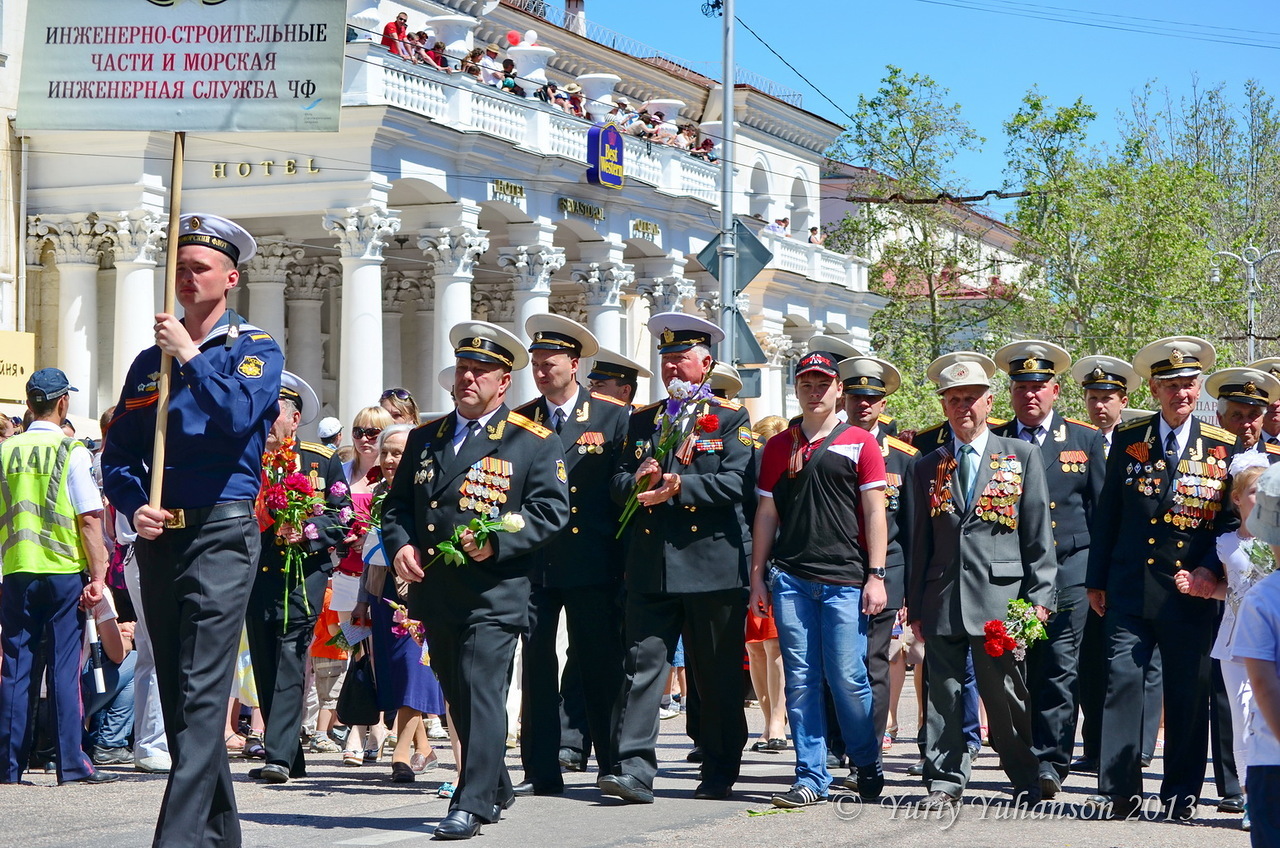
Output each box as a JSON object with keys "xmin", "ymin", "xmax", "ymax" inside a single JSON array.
[{"xmin": 26, "ymin": 367, "xmax": 78, "ymax": 402}]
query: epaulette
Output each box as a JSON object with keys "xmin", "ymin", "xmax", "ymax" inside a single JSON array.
[
  {"xmin": 424, "ymin": 414, "xmax": 450, "ymax": 437},
  {"xmin": 752, "ymin": 437, "xmax": 764, "ymax": 449},
  {"xmin": 1266, "ymin": 442, "xmax": 1280, "ymax": 456},
  {"xmin": 591, "ymin": 391, "xmax": 627, "ymax": 407},
  {"xmin": 916, "ymin": 422, "xmax": 946, "ymax": 437},
  {"xmin": 1065, "ymin": 417, "xmax": 1099, "ymax": 430},
  {"xmin": 248, "ymin": 333, "xmax": 273, "ymax": 342},
  {"xmin": 987, "ymin": 416, "xmax": 1006, "ymax": 426},
  {"xmin": 637, "ymin": 400, "xmax": 663, "ymax": 415},
  {"xmin": 878, "ymin": 413, "xmax": 895, "ymax": 425},
  {"xmin": 887, "ymin": 435, "xmax": 919, "ymax": 456},
  {"xmin": 508, "ymin": 411, "xmax": 552, "ymax": 439},
  {"xmin": 712, "ymin": 396, "xmax": 743, "ymax": 411},
  {"xmin": 1119, "ymin": 415, "xmax": 1154, "ymax": 432},
  {"xmin": 1199, "ymin": 422, "xmax": 1236, "ymax": 444},
  {"xmin": 300, "ymin": 441, "xmax": 334, "ymax": 459}
]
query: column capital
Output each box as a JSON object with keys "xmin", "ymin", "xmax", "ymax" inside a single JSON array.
[
  {"xmin": 382, "ymin": 270, "xmax": 423, "ymax": 312},
  {"xmin": 418, "ymin": 227, "xmax": 489, "ymax": 277},
  {"xmin": 104, "ymin": 209, "xmax": 167, "ymax": 266},
  {"xmin": 472, "ymin": 283, "xmax": 514, "ymax": 324},
  {"xmin": 324, "ymin": 205, "xmax": 402, "ymax": 260},
  {"xmin": 572, "ymin": 259, "xmax": 633, "ymax": 308},
  {"xmin": 28, "ymin": 212, "xmax": 112, "ymax": 266},
  {"xmin": 246, "ymin": 240, "xmax": 306, "ymax": 283},
  {"xmin": 403, "ymin": 272, "xmax": 435, "ymax": 310},
  {"xmin": 285, "ymin": 260, "xmax": 340, "ymax": 302},
  {"xmin": 549, "ymin": 293, "xmax": 589, "ymax": 325},
  {"xmin": 636, "ymin": 273, "xmax": 695, "ymax": 314},
  {"xmin": 498, "ymin": 243, "xmax": 566, "ymax": 295},
  {"xmin": 758, "ymin": 332, "xmax": 795, "ymax": 367}
]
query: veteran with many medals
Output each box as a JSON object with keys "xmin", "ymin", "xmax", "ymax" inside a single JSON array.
[
  {"xmin": 511, "ymin": 315, "xmax": 630, "ymax": 795},
  {"xmin": 1085, "ymin": 336, "xmax": 1240, "ymax": 820},
  {"xmin": 382, "ymin": 321, "xmax": 570, "ymax": 841}
]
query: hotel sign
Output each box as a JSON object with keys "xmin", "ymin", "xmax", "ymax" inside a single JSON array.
[
  {"xmin": 0, "ymin": 331, "xmax": 35, "ymax": 402},
  {"xmin": 558, "ymin": 197, "xmax": 605, "ymax": 222},
  {"xmin": 489, "ymin": 179, "xmax": 527, "ymax": 211},
  {"xmin": 630, "ymin": 218, "xmax": 661, "ymax": 243},
  {"xmin": 586, "ymin": 122, "xmax": 625, "ymax": 190},
  {"xmin": 17, "ymin": 0, "xmax": 346, "ymax": 132}
]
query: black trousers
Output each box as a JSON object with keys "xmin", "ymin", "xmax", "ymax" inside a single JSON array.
[
  {"xmin": 1029, "ymin": 582, "xmax": 1088, "ymax": 778},
  {"xmin": 612, "ymin": 588, "xmax": 747, "ymax": 789},
  {"xmin": 558, "ymin": 645, "xmax": 590, "ymax": 757},
  {"xmin": 865, "ymin": 606, "xmax": 899, "ymax": 759},
  {"xmin": 520, "ymin": 582, "xmax": 624, "ymax": 785},
  {"xmin": 244, "ymin": 565, "xmax": 328, "ymax": 777},
  {"xmin": 426, "ymin": 618, "xmax": 519, "ymax": 821},
  {"xmin": 137, "ymin": 511, "xmax": 259, "ymax": 848},
  {"xmin": 1098, "ymin": 611, "xmax": 1213, "ymax": 805},
  {"xmin": 1078, "ymin": 610, "xmax": 1163, "ymax": 761}
]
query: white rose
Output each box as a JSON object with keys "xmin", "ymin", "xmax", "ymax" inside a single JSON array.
[{"xmin": 501, "ymin": 512, "xmax": 526, "ymax": 533}]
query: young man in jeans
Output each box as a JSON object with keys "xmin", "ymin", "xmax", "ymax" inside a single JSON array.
[{"xmin": 749, "ymin": 351, "xmax": 888, "ymax": 807}]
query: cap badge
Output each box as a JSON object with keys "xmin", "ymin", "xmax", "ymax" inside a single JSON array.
[
  {"xmin": 662, "ymin": 328, "xmax": 675, "ymax": 344},
  {"xmin": 187, "ymin": 216, "xmax": 201, "ymax": 231},
  {"xmin": 1246, "ymin": 381, "xmax": 1259, "ymax": 395},
  {"xmin": 859, "ymin": 376, "xmax": 869, "ymax": 385},
  {"xmin": 1170, "ymin": 348, "xmax": 1185, "ymax": 365},
  {"xmin": 1023, "ymin": 357, "xmax": 1037, "ymax": 370},
  {"xmin": 954, "ymin": 365, "xmax": 968, "ymax": 379},
  {"xmin": 1091, "ymin": 367, "xmax": 1105, "ymax": 380},
  {"xmin": 472, "ymin": 337, "xmax": 482, "ymax": 348}
]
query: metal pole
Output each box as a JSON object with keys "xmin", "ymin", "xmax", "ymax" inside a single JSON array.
[
  {"xmin": 717, "ymin": 0, "xmax": 736, "ymax": 365},
  {"xmin": 1211, "ymin": 245, "xmax": 1280, "ymax": 363},
  {"xmin": 1248, "ymin": 261, "xmax": 1257, "ymax": 362}
]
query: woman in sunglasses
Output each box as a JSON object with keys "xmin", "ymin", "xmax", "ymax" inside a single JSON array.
[{"xmin": 380, "ymin": 388, "xmax": 421, "ymax": 427}]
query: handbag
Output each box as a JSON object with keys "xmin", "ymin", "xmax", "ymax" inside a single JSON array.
[{"xmin": 335, "ymin": 643, "xmax": 380, "ymax": 727}]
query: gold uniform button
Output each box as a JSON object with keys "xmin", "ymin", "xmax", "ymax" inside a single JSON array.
[
  {"xmin": 428, "ymin": 547, "xmax": 436, "ymax": 555},
  {"xmin": 1051, "ymin": 520, "xmax": 1057, "ymax": 529},
  {"xmin": 1147, "ymin": 558, "xmax": 1155, "ymax": 565},
  {"xmin": 1050, "ymin": 501, "xmax": 1057, "ymax": 509},
  {"xmin": 570, "ymin": 486, "xmax": 578, "ymax": 494},
  {"xmin": 1148, "ymin": 538, "xmax": 1155, "ymax": 545},
  {"xmin": 571, "ymin": 527, "xmax": 579, "ymax": 534},
  {"xmin": 430, "ymin": 500, "xmax": 438, "ymax": 508},
  {"xmin": 691, "ymin": 525, "xmax": 698, "ymax": 532},
  {"xmin": 571, "ymin": 507, "xmax": 578, "ymax": 514},
  {"xmin": 1175, "ymin": 560, "xmax": 1183, "ymax": 569},
  {"xmin": 1150, "ymin": 518, "xmax": 1158, "ymax": 525},
  {"xmin": 427, "ymin": 524, "xmax": 435, "ymax": 532},
  {"xmin": 688, "ymin": 506, "xmax": 697, "ymax": 513},
  {"xmin": 1176, "ymin": 540, "xmax": 1184, "ymax": 548},
  {"xmin": 644, "ymin": 529, "xmax": 651, "ymax": 535}
]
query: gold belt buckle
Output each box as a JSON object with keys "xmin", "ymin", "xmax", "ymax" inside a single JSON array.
[{"xmin": 164, "ymin": 508, "xmax": 186, "ymax": 530}]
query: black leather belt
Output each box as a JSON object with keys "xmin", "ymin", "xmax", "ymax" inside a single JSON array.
[{"xmin": 164, "ymin": 499, "xmax": 254, "ymax": 529}]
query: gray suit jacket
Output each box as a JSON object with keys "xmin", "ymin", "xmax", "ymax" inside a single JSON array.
[{"xmin": 907, "ymin": 432, "xmax": 1056, "ymax": 637}]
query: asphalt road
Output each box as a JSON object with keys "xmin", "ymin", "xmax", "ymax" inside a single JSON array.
[{"xmin": 3, "ymin": 685, "xmax": 1251, "ymax": 847}]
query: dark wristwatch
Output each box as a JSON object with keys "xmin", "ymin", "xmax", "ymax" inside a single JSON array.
[{"xmin": 866, "ymin": 566, "xmax": 887, "ymax": 579}]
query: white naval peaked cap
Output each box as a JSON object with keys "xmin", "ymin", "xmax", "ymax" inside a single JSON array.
[
  {"xmin": 926, "ymin": 352, "xmax": 998, "ymax": 395},
  {"xmin": 449, "ymin": 321, "xmax": 530, "ymax": 371},
  {"xmin": 1131, "ymin": 336, "xmax": 1216, "ymax": 380},
  {"xmin": 177, "ymin": 212, "xmax": 256, "ymax": 265},
  {"xmin": 1071, "ymin": 355, "xmax": 1140, "ymax": 394},
  {"xmin": 279, "ymin": 370, "xmax": 320, "ymax": 426}
]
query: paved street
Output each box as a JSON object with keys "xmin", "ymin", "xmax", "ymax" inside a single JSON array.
[{"xmin": 4, "ymin": 685, "xmax": 1251, "ymax": 847}]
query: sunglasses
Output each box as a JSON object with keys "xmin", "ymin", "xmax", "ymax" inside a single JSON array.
[
  {"xmin": 353, "ymin": 427, "xmax": 382, "ymax": 439},
  {"xmin": 381, "ymin": 388, "xmax": 412, "ymax": 401}
]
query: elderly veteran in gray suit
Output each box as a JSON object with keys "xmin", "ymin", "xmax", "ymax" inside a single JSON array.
[{"xmin": 907, "ymin": 352, "xmax": 1056, "ymax": 810}]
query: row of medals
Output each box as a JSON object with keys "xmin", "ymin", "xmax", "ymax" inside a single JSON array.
[
  {"xmin": 459, "ymin": 460, "xmax": 512, "ymax": 518},
  {"xmin": 977, "ymin": 463, "xmax": 1022, "ymax": 527}
]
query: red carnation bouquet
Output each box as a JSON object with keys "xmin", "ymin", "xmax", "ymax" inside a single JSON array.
[
  {"xmin": 260, "ymin": 437, "xmax": 328, "ymax": 626},
  {"xmin": 697, "ymin": 413, "xmax": 719, "ymax": 433},
  {"xmin": 983, "ymin": 599, "xmax": 1048, "ymax": 661}
]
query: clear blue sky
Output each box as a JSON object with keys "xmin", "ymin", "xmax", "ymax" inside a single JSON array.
[{"xmin": 588, "ymin": 0, "xmax": 1276, "ymax": 218}]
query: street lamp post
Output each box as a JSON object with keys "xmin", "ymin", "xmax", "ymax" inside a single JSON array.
[{"xmin": 1211, "ymin": 245, "xmax": 1280, "ymax": 362}]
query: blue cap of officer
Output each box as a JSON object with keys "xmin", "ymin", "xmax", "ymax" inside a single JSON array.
[{"xmin": 26, "ymin": 367, "xmax": 78, "ymax": 402}]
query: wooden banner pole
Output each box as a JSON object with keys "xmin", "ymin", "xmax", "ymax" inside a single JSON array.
[{"xmin": 148, "ymin": 130, "xmax": 185, "ymax": 511}]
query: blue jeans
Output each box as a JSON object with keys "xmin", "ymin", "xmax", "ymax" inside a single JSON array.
[
  {"xmin": 770, "ymin": 567, "xmax": 877, "ymax": 794},
  {"xmin": 82, "ymin": 650, "xmax": 137, "ymax": 749}
]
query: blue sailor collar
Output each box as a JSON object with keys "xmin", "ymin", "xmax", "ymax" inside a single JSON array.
[{"xmin": 195, "ymin": 308, "xmax": 269, "ymax": 351}]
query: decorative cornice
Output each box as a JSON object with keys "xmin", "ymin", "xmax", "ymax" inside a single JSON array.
[
  {"xmin": 27, "ymin": 212, "xmax": 112, "ymax": 266},
  {"xmin": 324, "ymin": 205, "xmax": 401, "ymax": 260}
]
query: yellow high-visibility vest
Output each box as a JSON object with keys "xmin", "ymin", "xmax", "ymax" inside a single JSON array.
[{"xmin": 0, "ymin": 429, "xmax": 89, "ymax": 576}]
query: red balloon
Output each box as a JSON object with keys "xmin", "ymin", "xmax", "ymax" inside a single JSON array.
[{"xmin": 506, "ymin": 30, "xmax": 521, "ymax": 46}]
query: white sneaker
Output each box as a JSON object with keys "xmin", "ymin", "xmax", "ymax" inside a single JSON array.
[
  {"xmin": 426, "ymin": 717, "xmax": 449, "ymax": 740},
  {"xmin": 659, "ymin": 706, "xmax": 681, "ymax": 720},
  {"xmin": 134, "ymin": 755, "xmax": 172, "ymax": 773}
]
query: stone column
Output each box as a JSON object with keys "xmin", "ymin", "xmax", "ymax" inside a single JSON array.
[
  {"xmin": 419, "ymin": 219, "xmax": 489, "ymax": 410},
  {"xmin": 499, "ymin": 227, "xmax": 564, "ymax": 401},
  {"xmin": 404, "ymin": 275, "xmax": 436, "ymax": 403},
  {"xmin": 572, "ymin": 241, "xmax": 632, "ymax": 357},
  {"xmin": 29, "ymin": 213, "xmax": 111, "ymax": 418},
  {"xmin": 324, "ymin": 205, "xmax": 401, "ymax": 430},
  {"xmin": 636, "ymin": 257, "xmax": 695, "ymax": 386},
  {"xmin": 244, "ymin": 240, "xmax": 304, "ymax": 346},
  {"xmin": 381, "ymin": 271, "xmax": 413, "ymax": 390},
  {"xmin": 757, "ymin": 331, "xmax": 794, "ymax": 423},
  {"xmin": 106, "ymin": 209, "xmax": 166, "ymax": 392},
  {"xmin": 284, "ymin": 260, "xmax": 334, "ymax": 417}
]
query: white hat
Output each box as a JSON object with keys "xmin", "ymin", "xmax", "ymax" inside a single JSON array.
[
  {"xmin": 177, "ymin": 212, "xmax": 256, "ymax": 265},
  {"xmin": 1248, "ymin": 357, "xmax": 1280, "ymax": 383},
  {"xmin": 1249, "ymin": 464, "xmax": 1280, "ymax": 545},
  {"xmin": 1132, "ymin": 336, "xmax": 1216, "ymax": 380},
  {"xmin": 647, "ymin": 311, "xmax": 725, "ymax": 353},
  {"xmin": 449, "ymin": 321, "xmax": 529, "ymax": 371},
  {"xmin": 1071, "ymin": 355, "xmax": 1140, "ymax": 394},
  {"xmin": 708, "ymin": 362, "xmax": 743, "ymax": 399},
  {"xmin": 1205, "ymin": 367, "xmax": 1280, "ymax": 407},
  {"xmin": 926, "ymin": 352, "xmax": 998, "ymax": 394},
  {"xmin": 525, "ymin": 313, "xmax": 600, "ymax": 358},
  {"xmin": 279, "ymin": 370, "xmax": 320, "ymax": 426},
  {"xmin": 807, "ymin": 334, "xmax": 864, "ymax": 360},
  {"xmin": 317, "ymin": 416, "xmax": 342, "ymax": 439},
  {"xmin": 839, "ymin": 356, "xmax": 901, "ymax": 396},
  {"xmin": 438, "ymin": 366, "xmax": 455, "ymax": 391},
  {"xmin": 994, "ymin": 340, "xmax": 1071, "ymax": 382}
]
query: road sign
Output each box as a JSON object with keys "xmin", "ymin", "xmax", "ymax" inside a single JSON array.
[{"xmin": 697, "ymin": 220, "xmax": 773, "ymax": 290}]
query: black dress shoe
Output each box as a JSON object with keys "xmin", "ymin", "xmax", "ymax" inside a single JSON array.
[
  {"xmin": 694, "ymin": 780, "xmax": 732, "ymax": 800},
  {"xmin": 258, "ymin": 763, "xmax": 289, "ymax": 783},
  {"xmin": 1070, "ymin": 755, "xmax": 1097, "ymax": 774},
  {"xmin": 434, "ymin": 810, "xmax": 482, "ymax": 840},
  {"xmin": 1218, "ymin": 794, "xmax": 1245, "ymax": 814},
  {"xmin": 1012, "ymin": 785, "xmax": 1043, "ymax": 809},
  {"xmin": 597, "ymin": 773, "xmax": 654, "ymax": 804},
  {"xmin": 512, "ymin": 780, "xmax": 563, "ymax": 796},
  {"xmin": 558, "ymin": 747, "xmax": 586, "ymax": 772},
  {"xmin": 391, "ymin": 762, "xmax": 415, "ymax": 783},
  {"xmin": 1082, "ymin": 794, "xmax": 1139, "ymax": 819},
  {"xmin": 65, "ymin": 770, "xmax": 119, "ymax": 785},
  {"xmin": 685, "ymin": 746, "xmax": 703, "ymax": 763},
  {"xmin": 1038, "ymin": 765, "xmax": 1062, "ymax": 800}
]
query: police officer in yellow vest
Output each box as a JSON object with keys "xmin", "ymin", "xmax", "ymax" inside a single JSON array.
[{"xmin": 0, "ymin": 368, "xmax": 114, "ymax": 785}]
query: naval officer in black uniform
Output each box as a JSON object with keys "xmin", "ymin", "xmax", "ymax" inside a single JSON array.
[
  {"xmin": 244, "ymin": 372, "xmax": 351, "ymax": 783},
  {"xmin": 990, "ymin": 341, "xmax": 1105, "ymax": 799},
  {"xmin": 512, "ymin": 315, "xmax": 630, "ymax": 794},
  {"xmin": 587, "ymin": 349, "xmax": 651, "ymax": 408},
  {"xmin": 1086, "ymin": 336, "xmax": 1240, "ymax": 819},
  {"xmin": 600, "ymin": 312, "xmax": 752, "ymax": 804},
  {"xmin": 103, "ymin": 213, "xmax": 283, "ymax": 848},
  {"xmin": 382, "ymin": 321, "xmax": 570, "ymax": 840}
]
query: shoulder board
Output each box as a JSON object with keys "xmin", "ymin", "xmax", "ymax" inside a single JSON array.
[
  {"xmin": 987, "ymin": 416, "xmax": 1006, "ymax": 426},
  {"xmin": 1199, "ymin": 422, "xmax": 1236, "ymax": 443},
  {"xmin": 916, "ymin": 422, "xmax": 945, "ymax": 436},
  {"xmin": 591, "ymin": 391, "xmax": 627, "ymax": 407},
  {"xmin": 886, "ymin": 435, "xmax": 919, "ymax": 456},
  {"xmin": 1064, "ymin": 417, "xmax": 1099, "ymax": 431},
  {"xmin": 636, "ymin": 400, "xmax": 663, "ymax": 415},
  {"xmin": 752, "ymin": 437, "xmax": 764, "ymax": 449},
  {"xmin": 418, "ymin": 414, "xmax": 449, "ymax": 432},
  {"xmin": 507, "ymin": 411, "xmax": 552, "ymax": 439},
  {"xmin": 711, "ymin": 397, "xmax": 743, "ymax": 411},
  {"xmin": 248, "ymin": 333, "xmax": 272, "ymax": 342},
  {"xmin": 878, "ymin": 413, "xmax": 895, "ymax": 425},
  {"xmin": 300, "ymin": 441, "xmax": 334, "ymax": 459},
  {"xmin": 1118, "ymin": 415, "xmax": 1153, "ymax": 432},
  {"xmin": 1266, "ymin": 442, "xmax": 1280, "ymax": 456}
]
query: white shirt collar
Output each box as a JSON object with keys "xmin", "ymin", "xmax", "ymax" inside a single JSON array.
[
  {"xmin": 453, "ymin": 407, "xmax": 502, "ymax": 440},
  {"xmin": 546, "ymin": 387, "xmax": 581, "ymax": 426},
  {"xmin": 1157, "ymin": 414, "xmax": 1194, "ymax": 458},
  {"xmin": 26, "ymin": 420, "xmax": 64, "ymax": 434},
  {"xmin": 953, "ymin": 427, "xmax": 990, "ymax": 458},
  {"xmin": 1016, "ymin": 410, "xmax": 1054, "ymax": 445}
]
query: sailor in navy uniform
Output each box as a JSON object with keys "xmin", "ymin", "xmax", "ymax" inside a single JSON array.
[
  {"xmin": 511, "ymin": 315, "xmax": 630, "ymax": 795},
  {"xmin": 601, "ymin": 313, "xmax": 751, "ymax": 804},
  {"xmin": 840, "ymin": 357, "xmax": 917, "ymax": 768},
  {"xmin": 990, "ymin": 341, "xmax": 1105, "ymax": 798},
  {"xmin": 102, "ymin": 213, "xmax": 283, "ymax": 848},
  {"xmin": 244, "ymin": 372, "xmax": 351, "ymax": 783},
  {"xmin": 1085, "ymin": 336, "xmax": 1240, "ymax": 819},
  {"xmin": 586, "ymin": 349, "xmax": 651, "ymax": 408},
  {"xmin": 381, "ymin": 322, "xmax": 570, "ymax": 840}
]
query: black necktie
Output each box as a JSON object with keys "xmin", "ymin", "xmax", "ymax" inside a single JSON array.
[
  {"xmin": 1164, "ymin": 431, "xmax": 1178, "ymax": 464},
  {"xmin": 552, "ymin": 408, "xmax": 566, "ymax": 434},
  {"xmin": 457, "ymin": 420, "xmax": 481, "ymax": 454},
  {"xmin": 1021, "ymin": 425, "xmax": 1041, "ymax": 444}
]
